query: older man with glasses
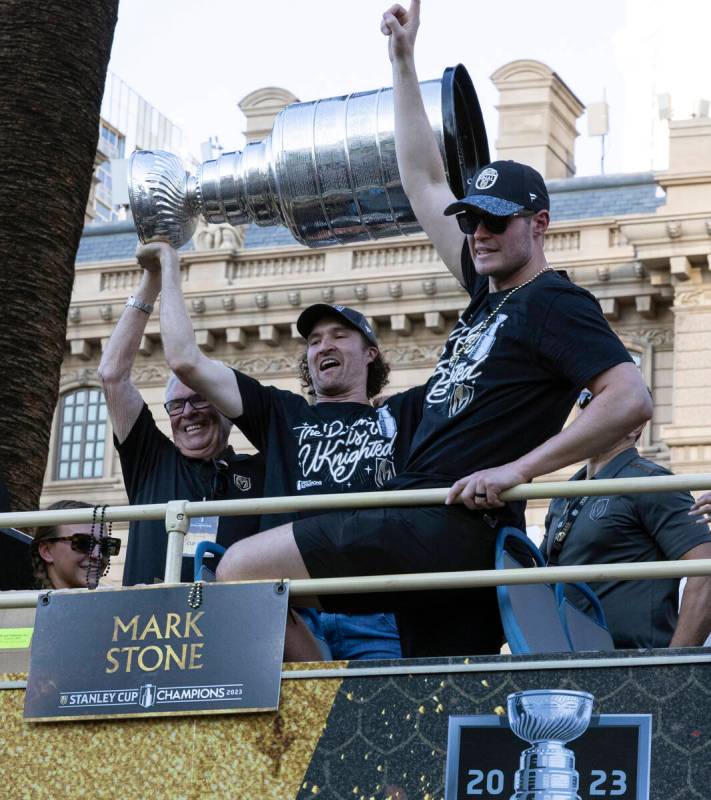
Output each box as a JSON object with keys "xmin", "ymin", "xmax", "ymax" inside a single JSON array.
[
  {"xmin": 542, "ymin": 389, "xmax": 711, "ymax": 649},
  {"xmin": 98, "ymin": 256, "xmax": 264, "ymax": 586}
]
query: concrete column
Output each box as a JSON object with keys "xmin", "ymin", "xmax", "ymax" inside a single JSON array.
[
  {"xmin": 238, "ymin": 87, "xmax": 299, "ymax": 144},
  {"xmin": 662, "ymin": 285, "xmax": 711, "ymax": 472},
  {"xmin": 490, "ymin": 60, "xmax": 584, "ymax": 178}
]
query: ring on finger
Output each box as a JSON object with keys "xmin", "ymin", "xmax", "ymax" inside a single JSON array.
[{"xmin": 474, "ymin": 492, "xmax": 487, "ymax": 498}]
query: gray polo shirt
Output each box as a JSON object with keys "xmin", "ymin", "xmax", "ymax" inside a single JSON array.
[{"xmin": 542, "ymin": 448, "xmax": 711, "ymax": 649}]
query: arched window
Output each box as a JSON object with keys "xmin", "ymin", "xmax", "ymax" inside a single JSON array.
[{"xmin": 55, "ymin": 388, "xmax": 107, "ymax": 480}]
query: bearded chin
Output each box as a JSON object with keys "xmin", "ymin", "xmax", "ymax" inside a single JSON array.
[{"xmin": 316, "ymin": 377, "xmax": 346, "ymax": 397}]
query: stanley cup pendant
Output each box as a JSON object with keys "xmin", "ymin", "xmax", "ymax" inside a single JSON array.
[{"xmin": 507, "ymin": 690, "xmax": 594, "ymax": 800}]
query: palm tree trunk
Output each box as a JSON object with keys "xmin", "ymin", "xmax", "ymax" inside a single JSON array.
[{"xmin": 0, "ymin": 0, "xmax": 119, "ymax": 510}]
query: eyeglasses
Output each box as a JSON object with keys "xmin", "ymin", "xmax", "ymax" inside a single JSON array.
[
  {"xmin": 456, "ymin": 209, "xmax": 535, "ymax": 235},
  {"xmin": 577, "ymin": 389, "xmax": 594, "ymax": 409},
  {"xmin": 46, "ymin": 533, "xmax": 121, "ymax": 557},
  {"xmin": 164, "ymin": 393, "xmax": 211, "ymax": 416}
]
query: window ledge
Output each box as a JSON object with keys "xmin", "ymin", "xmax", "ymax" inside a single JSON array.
[{"xmin": 43, "ymin": 477, "xmax": 120, "ymax": 490}]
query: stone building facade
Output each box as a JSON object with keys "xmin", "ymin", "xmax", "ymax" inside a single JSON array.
[{"xmin": 42, "ymin": 61, "xmax": 711, "ymax": 583}]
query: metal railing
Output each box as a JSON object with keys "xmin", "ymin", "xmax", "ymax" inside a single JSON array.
[{"xmin": 1, "ymin": 472, "xmax": 710, "ymax": 610}]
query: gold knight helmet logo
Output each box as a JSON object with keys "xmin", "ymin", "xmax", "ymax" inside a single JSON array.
[
  {"xmin": 449, "ymin": 383, "xmax": 474, "ymax": 417},
  {"xmin": 375, "ymin": 458, "xmax": 395, "ymax": 488}
]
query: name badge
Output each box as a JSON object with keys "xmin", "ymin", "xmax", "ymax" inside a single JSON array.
[{"xmin": 183, "ymin": 516, "xmax": 220, "ymax": 557}]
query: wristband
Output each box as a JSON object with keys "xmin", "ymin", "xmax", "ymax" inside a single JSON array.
[{"xmin": 125, "ymin": 296, "xmax": 154, "ymax": 314}]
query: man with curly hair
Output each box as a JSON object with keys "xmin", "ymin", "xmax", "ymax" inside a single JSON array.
[
  {"xmin": 148, "ymin": 242, "xmax": 425, "ymax": 661},
  {"xmin": 159, "ymin": 2, "xmax": 649, "ymax": 662}
]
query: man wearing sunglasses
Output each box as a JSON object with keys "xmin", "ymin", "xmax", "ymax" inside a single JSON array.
[
  {"xmin": 98, "ymin": 261, "xmax": 264, "ymax": 586},
  {"xmin": 146, "ymin": 1, "xmax": 652, "ymax": 661},
  {"xmin": 541, "ymin": 390, "xmax": 711, "ymax": 649},
  {"xmin": 31, "ymin": 500, "xmax": 119, "ymax": 590}
]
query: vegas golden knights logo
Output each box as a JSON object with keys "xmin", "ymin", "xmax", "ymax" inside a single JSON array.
[
  {"xmin": 233, "ymin": 475, "xmax": 252, "ymax": 492},
  {"xmin": 375, "ymin": 458, "xmax": 395, "ymax": 488},
  {"xmin": 449, "ymin": 383, "xmax": 474, "ymax": 417},
  {"xmin": 589, "ymin": 497, "xmax": 609, "ymax": 520}
]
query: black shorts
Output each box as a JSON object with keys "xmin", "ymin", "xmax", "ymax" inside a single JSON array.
[{"xmin": 292, "ymin": 504, "xmax": 504, "ymax": 657}]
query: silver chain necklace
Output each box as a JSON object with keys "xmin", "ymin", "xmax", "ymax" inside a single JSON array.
[{"xmin": 450, "ymin": 265, "xmax": 553, "ymax": 367}]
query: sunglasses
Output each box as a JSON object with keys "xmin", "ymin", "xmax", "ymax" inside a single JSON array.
[
  {"xmin": 47, "ymin": 533, "xmax": 121, "ymax": 557},
  {"xmin": 164, "ymin": 393, "xmax": 211, "ymax": 417},
  {"xmin": 577, "ymin": 389, "xmax": 594, "ymax": 409},
  {"xmin": 456, "ymin": 208, "xmax": 535, "ymax": 235}
]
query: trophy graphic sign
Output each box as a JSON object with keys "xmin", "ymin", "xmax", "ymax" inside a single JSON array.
[
  {"xmin": 507, "ymin": 689, "xmax": 594, "ymax": 800},
  {"xmin": 445, "ymin": 693, "xmax": 651, "ymax": 799},
  {"xmin": 128, "ymin": 66, "xmax": 488, "ymax": 249}
]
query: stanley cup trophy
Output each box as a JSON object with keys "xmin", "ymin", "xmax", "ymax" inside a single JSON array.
[
  {"xmin": 507, "ymin": 690, "xmax": 594, "ymax": 800},
  {"xmin": 128, "ymin": 66, "xmax": 489, "ymax": 250}
]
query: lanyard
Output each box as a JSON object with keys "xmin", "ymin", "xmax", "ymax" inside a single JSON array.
[
  {"xmin": 202, "ymin": 457, "xmax": 230, "ymax": 501},
  {"xmin": 547, "ymin": 491, "xmax": 592, "ymax": 566}
]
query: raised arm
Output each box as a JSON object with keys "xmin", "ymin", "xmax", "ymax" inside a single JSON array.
[
  {"xmin": 381, "ymin": 1, "xmax": 465, "ymax": 280},
  {"xmin": 97, "ymin": 261, "xmax": 160, "ymax": 444},
  {"xmin": 143, "ymin": 242, "xmax": 244, "ymax": 419}
]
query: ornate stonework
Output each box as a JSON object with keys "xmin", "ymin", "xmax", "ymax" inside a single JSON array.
[
  {"xmin": 674, "ymin": 287, "xmax": 711, "ymax": 308},
  {"xmin": 616, "ymin": 327, "xmax": 675, "ymax": 348},
  {"xmin": 59, "ymin": 367, "xmax": 97, "ymax": 389},
  {"xmin": 194, "ymin": 219, "xmax": 245, "ymax": 250},
  {"xmin": 544, "ymin": 230, "xmax": 580, "ymax": 252},
  {"xmin": 352, "ymin": 243, "xmax": 440, "ymax": 270},
  {"xmin": 227, "ymin": 253, "xmax": 325, "ymax": 283},
  {"xmin": 381, "ymin": 343, "xmax": 442, "ymax": 366}
]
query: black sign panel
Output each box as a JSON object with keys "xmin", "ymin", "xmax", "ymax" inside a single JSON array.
[
  {"xmin": 24, "ymin": 581, "xmax": 288, "ymax": 721},
  {"xmin": 445, "ymin": 713, "xmax": 651, "ymax": 799}
]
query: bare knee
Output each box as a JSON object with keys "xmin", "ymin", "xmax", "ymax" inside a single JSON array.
[
  {"xmin": 216, "ymin": 541, "xmax": 250, "ymax": 582},
  {"xmin": 216, "ymin": 524, "xmax": 310, "ymax": 583}
]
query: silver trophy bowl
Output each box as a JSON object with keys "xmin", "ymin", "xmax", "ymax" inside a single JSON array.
[
  {"xmin": 128, "ymin": 65, "xmax": 488, "ymax": 249},
  {"xmin": 507, "ymin": 690, "xmax": 594, "ymax": 800}
]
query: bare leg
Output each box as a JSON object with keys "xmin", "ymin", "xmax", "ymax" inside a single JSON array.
[{"xmin": 216, "ymin": 523, "xmax": 324, "ymax": 662}]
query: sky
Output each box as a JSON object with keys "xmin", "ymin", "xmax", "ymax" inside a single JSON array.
[{"xmin": 107, "ymin": 0, "xmax": 710, "ymax": 178}]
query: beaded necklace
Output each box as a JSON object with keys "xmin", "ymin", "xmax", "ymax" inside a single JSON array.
[
  {"xmin": 450, "ymin": 265, "xmax": 553, "ymax": 368},
  {"xmin": 85, "ymin": 504, "xmax": 112, "ymax": 590}
]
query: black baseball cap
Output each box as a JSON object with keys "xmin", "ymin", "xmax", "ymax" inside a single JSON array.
[
  {"xmin": 444, "ymin": 160, "xmax": 550, "ymax": 217},
  {"xmin": 297, "ymin": 304, "xmax": 378, "ymax": 347}
]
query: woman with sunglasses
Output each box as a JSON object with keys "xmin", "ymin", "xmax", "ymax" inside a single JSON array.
[{"xmin": 31, "ymin": 500, "xmax": 120, "ymax": 589}]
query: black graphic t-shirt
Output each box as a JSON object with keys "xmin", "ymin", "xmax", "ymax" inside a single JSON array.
[
  {"xmin": 117, "ymin": 404, "xmax": 264, "ymax": 585},
  {"xmin": 231, "ymin": 371, "xmax": 425, "ymax": 530},
  {"xmin": 389, "ymin": 244, "xmax": 633, "ymax": 497}
]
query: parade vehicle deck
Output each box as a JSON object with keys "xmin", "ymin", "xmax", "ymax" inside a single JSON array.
[{"xmin": 2, "ymin": 480, "xmax": 710, "ymax": 799}]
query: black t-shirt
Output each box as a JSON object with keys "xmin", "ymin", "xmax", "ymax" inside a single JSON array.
[
  {"xmin": 231, "ymin": 371, "xmax": 425, "ymax": 530},
  {"xmin": 117, "ymin": 404, "xmax": 264, "ymax": 585},
  {"xmin": 390, "ymin": 245, "xmax": 632, "ymax": 500}
]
